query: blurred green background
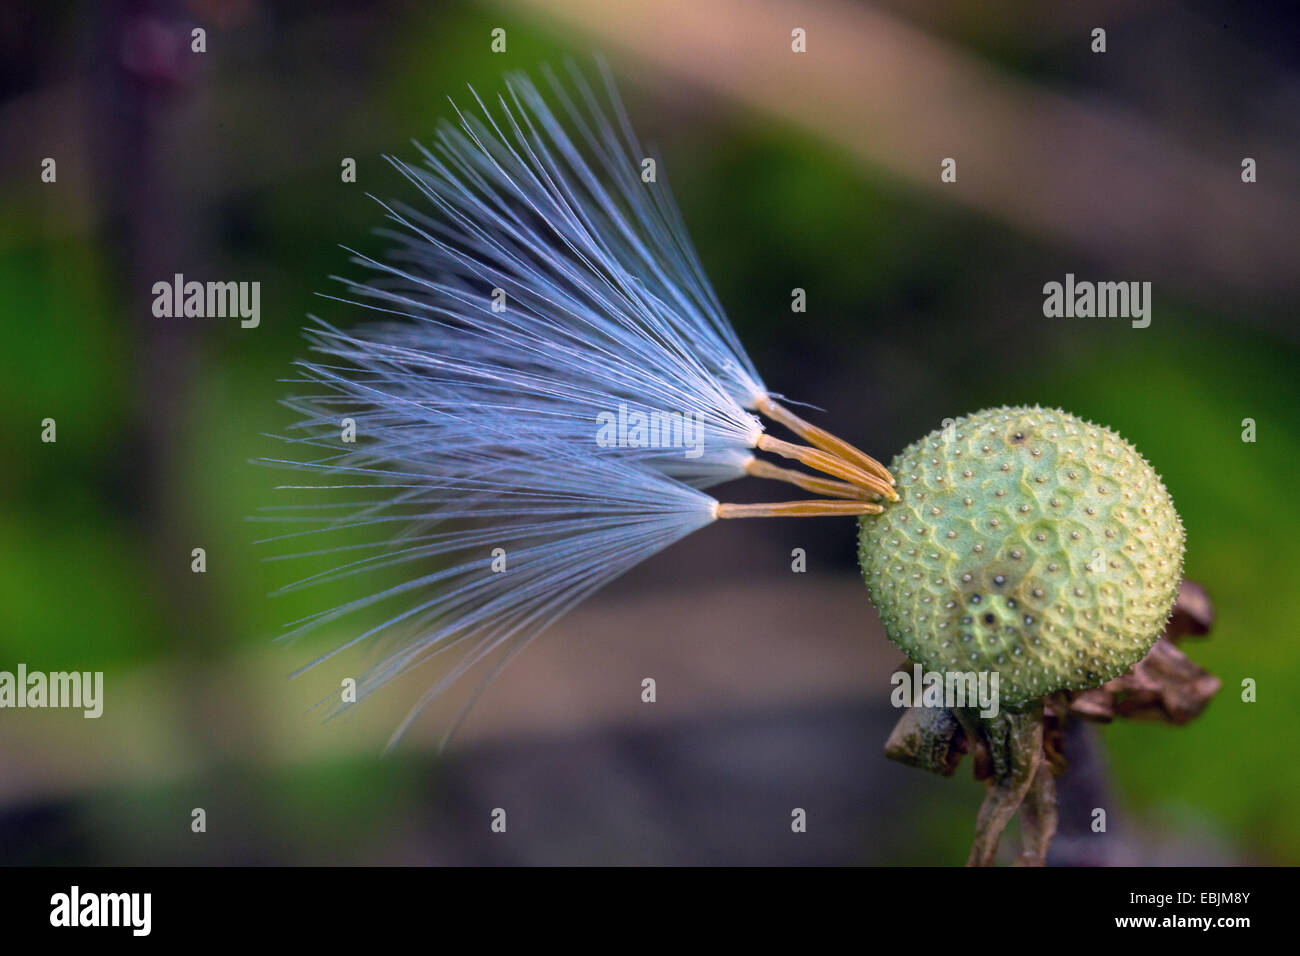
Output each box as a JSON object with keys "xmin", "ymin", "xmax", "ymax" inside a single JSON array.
[{"xmin": 1, "ymin": 0, "xmax": 1297, "ymax": 864}]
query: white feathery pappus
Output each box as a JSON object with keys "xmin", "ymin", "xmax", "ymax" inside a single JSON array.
[{"xmin": 259, "ymin": 60, "xmax": 894, "ymax": 749}]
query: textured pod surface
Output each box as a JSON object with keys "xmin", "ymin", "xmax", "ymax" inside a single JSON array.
[{"xmin": 858, "ymin": 406, "xmax": 1184, "ymax": 707}]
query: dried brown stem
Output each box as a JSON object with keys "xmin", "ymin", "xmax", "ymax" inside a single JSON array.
[
  {"xmin": 755, "ymin": 396, "xmax": 894, "ymax": 486},
  {"xmin": 715, "ymin": 499, "xmax": 883, "ymax": 519},
  {"xmin": 743, "ymin": 457, "xmax": 874, "ymax": 500},
  {"xmin": 755, "ymin": 434, "xmax": 897, "ymax": 501}
]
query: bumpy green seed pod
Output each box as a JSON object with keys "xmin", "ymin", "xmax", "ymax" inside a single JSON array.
[{"xmin": 858, "ymin": 406, "xmax": 1184, "ymax": 708}]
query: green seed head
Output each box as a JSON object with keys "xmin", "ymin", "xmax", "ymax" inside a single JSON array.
[{"xmin": 858, "ymin": 406, "xmax": 1184, "ymax": 707}]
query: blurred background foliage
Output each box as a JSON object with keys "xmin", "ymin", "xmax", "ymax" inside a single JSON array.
[{"xmin": 1, "ymin": 0, "xmax": 1297, "ymax": 864}]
